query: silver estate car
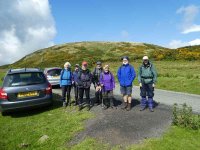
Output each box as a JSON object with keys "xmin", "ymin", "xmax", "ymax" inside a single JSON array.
[
  {"xmin": 44, "ymin": 67, "xmax": 62, "ymax": 86},
  {"xmin": 0, "ymin": 68, "xmax": 53, "ymax": 115}
]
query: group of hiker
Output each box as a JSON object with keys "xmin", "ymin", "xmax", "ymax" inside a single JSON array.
[{"xmin": 60, "ymin": 56, "xmax": 157, "ymax": 112}]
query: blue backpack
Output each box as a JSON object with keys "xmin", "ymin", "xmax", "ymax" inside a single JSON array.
[{"xmin": 60, "ymin": 69, "xmax": 72, "ymax": 80}]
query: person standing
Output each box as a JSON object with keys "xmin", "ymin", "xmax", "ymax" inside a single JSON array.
[
  {"xmin": 138, "ymin": 56, "xmax": 157, "ymax": 112},
  {"xmin": 77, "ymin": 61, "xmax": 93, "ymax": 111},
  {"xmin": 92, "ymin": 61, "xmax": 103, "ymax": 105},
  {"xmin": 73, "ymin": 64, "xmax": 80, "ymax": 106},
  {"xmin": 100, "ymin": 65, "xmax": 115, "ymax": 109},
  {"xmin": 60, "ymin": 62, "xmax": 73, "ymax": 107},
  {"xmin": 117, "ymin": 56, "xmax": 136, "ymax": 111}
]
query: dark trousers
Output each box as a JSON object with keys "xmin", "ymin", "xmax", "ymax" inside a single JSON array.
[
  {"xmin": 79, "ymin": 87, "xmax": 92, "ymax": 105},
  {"xmin": 95, "ymin": 90, "xmax": 102, "ymax": 104},
  {"xmin": 140, "ymin": 83, "xmax": 154, "ymax": 109},
  {"xmin": 103, "ymin": 90, "xmax": 114, "ymax": 107},
  {"xmin": 140, "ymin": 83, "xmax": 154, "ymax": 98},
  {"xmin": 61, "ymin": 85, "xmax": 72, "ymax": 104},
  {"xmin": 74, "ymin": 84, "xmax": 79, "ymax": 104}
]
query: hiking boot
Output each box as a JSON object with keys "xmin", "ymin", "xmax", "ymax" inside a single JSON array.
[
  {"xmin": 149, "ymin": 108, "xmax": 154, "ymax": 112},
  {"xmin": 63, "ymin": 102, "xmax": 66, "ymax": 107},
  {"xmin": 86, "ymin": 104, "xmax": 90, "ymax": 111},
  {"xmin": 140, "ymin": 107, "xmax": 146, "ymax": 111},
  {"xmin": 67, "ymin": 99, "xmax": 71, "ymax": 106},
  {"xmin": 101, "ymin": 104, "xmax": 107, "ymax": 110},
  {"xmin": 110, "ymin": 106, "xmax": 114, "ymax": 109},
  {"xmin": 78, "ymin": 105, "xmax": 82, "ymax": 111},
  {"xmin": 121, "ymin": 102, "xmax": 128, "ymax": 110},
  {"xmin": 126, "ymin": 103, "xmax": 131, "ymax": 111},
  {"xmin": 73, "ymin": 102, "xmax": 78, "ymax": 106}
]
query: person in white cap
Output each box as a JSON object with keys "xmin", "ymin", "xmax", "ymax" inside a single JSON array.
[
  {"xmin": 60, "ymin": 62, "xmax": 73, "ymax": 107},
  {"xmin": 138, "ymin": 56, "xmax": 157, "ymax": 112}
]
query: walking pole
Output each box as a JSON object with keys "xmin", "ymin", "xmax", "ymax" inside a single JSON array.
[{"xmin": 101, "ymin": 85, "xmax": 105, "ymax": 108}]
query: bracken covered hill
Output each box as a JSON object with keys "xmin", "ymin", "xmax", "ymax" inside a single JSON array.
[{"xmin": 1, "ymin": 41, "xmax": 200, "ymax": 68}]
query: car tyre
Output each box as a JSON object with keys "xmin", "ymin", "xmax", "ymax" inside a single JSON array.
[{"xmin": 1, "ymin": 112, "xmax": 7, "ymax": 116}]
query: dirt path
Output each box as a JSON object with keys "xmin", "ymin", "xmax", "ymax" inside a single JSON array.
[{"xmin": 53, "ymin": 86, "xmax": 172, "ymax": 147}]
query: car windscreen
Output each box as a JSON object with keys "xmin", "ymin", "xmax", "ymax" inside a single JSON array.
[
  {"xmin": 47, "ymin": 69, "xmax": 62, "ymax": 76},
  {"xmin": 3, "ymin": 72, "xmax": 46, "ymax": 87}
]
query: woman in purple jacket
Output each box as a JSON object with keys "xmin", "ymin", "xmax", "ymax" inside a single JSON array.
[{"xmin": 100, "ymin": 65, "xmax": 115, "ymax": 109}]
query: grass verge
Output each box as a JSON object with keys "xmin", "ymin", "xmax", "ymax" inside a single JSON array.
[{"xmin": 0, "ymin": 94, "xmax": 93, "ymax": 150}]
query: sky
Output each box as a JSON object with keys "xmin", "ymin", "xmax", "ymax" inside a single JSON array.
[{"xmin": 0, "ymin": 0, "xmax": 200, "ymax": 65}]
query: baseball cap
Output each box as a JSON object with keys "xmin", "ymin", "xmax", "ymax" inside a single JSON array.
[
  {"xmin": 96, "ymin": 61, "xmax": 102, "ymax": 65},
  {"xmin": 82, "ymin": 61, "xmax": 88, "ymax": 66},
  {"xmin": 75, "ymin": 64, "xmax": 79, "ymax": 67},
  {"xmin": 121, "ymin": 56, "xmax": 129, "ymax": 60}
]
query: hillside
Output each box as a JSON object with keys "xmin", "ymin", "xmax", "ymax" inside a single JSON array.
[{"xmin": 1, "ymin": 41, "xmax": 200, "ymax": 69}]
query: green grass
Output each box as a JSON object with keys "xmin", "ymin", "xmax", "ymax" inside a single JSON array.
[
  {"xmin": 128, "ymin": 126, "xmax": 200, "ymax": 150},
  {"xmin": 0, "ymin": 70, "xmax": 6, "ymax": 86},
  {"xmin": 0, "ymin": 95, "xmax": 93, "ymax": 150}
]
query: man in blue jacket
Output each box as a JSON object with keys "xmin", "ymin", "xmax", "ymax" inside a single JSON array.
[{"xmin": 117, "ymin": 56, "xmax": 136, "ymax": 111}]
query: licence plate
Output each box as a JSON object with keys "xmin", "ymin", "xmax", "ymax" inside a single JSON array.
[
  {"xmin": 18, "ymin": 91, "xmax": 39, "ymax": 98},
  {"xmin": 52, "ymin": 76, "xmax": 60, "ymax": 79}
]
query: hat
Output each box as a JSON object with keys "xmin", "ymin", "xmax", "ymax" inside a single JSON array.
[
  {"xmin": 142, "ymin": 56, "xmax": 149, "ymax": 60},
  {"xmin": 82, "ymin": 61, "xmax": 88, "ymax": 66},
  {"xmin": 96, "ymin": 61, "xmax": 102, "ymax": 65},
  {"xmin": 121, "ymin": 56, "xmax": 129, "ymax": 60},
  {"xmin": 75, "ymin": 64, "xmax": 79, "ymax": 67}
]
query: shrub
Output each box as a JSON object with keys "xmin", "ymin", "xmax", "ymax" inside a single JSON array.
[{"xmin": 172, "ymin": 103, "xmax": 200, "ymax": 130}]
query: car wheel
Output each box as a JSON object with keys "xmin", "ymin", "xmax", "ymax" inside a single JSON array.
[{"xmin": 1, "ymin": 112, "xmax": 7, "ymax": 116}]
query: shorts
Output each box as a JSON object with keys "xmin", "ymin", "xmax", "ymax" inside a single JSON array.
[{"xmin": 120, "ymin": 86, "xmax": 132, "ymax": 95}]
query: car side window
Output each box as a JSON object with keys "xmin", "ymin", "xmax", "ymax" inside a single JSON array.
[{"xmin": 47, "ymin": 69, "xmax": 61, "ymax": 76}]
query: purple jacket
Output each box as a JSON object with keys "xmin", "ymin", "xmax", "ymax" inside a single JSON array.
[{"xmin": 100, "ymin": 71, "xmax": 115, "ymax": 91}]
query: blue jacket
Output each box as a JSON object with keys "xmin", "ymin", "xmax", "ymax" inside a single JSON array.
[
  {"xmin": 117, "ymin": 64, "xmax": 136, "ymax": 87},
  {"xmin": 60, "ymin": 69, "xmax": 73, "ymax": 86}
]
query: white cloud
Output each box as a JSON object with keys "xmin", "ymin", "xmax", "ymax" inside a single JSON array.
[
  {"xmin": 181, "ymin": 24, "xmax": 200, "ymax": 34},
  {"xmin": 188, "ymin": 39, "xmax": 200, "ymax": 45},
  {"xmin": 121, "ymin": 30, "xmax": 129, "ymax": 38},
  {"xmin": 176, "ymin": 5, "xmax": 200, "ymax": 34},
  {"xmin": 0, "ymin": 0, "xmax": 56, "ymax": 65},
  {"xmin": 168, "ymin": 39, "xmax": 200, "ymax": 49}
]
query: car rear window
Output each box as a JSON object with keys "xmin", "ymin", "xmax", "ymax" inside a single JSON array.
[
  {"xmin": 47, "ymin": 69, "xmax": 62, "ymax": 76},
  {"xmin": 3, "ymin": 72, "xmax": 46, "ymax": 87}
]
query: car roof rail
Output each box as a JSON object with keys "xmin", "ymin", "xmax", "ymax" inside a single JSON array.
[{"xmin": 7, "ymin": 68, "xmax": 43, "ymax": 74}]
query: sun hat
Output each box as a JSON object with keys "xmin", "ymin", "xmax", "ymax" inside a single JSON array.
[{"xmin": 143, "ymin": 56, "xmax": 149, "ymax": 60}]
